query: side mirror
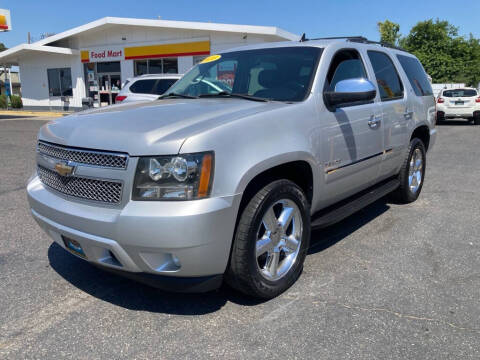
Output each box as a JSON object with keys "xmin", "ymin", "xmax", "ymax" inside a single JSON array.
[{"xmin": 324, "ymin": 78, "xmax": 377, "ymax": 109}]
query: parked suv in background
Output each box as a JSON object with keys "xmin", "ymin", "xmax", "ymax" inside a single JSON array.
[
  {"xmin": 116, "ymin": 74, "xmax": 182, "ymax": 103},
  {"xmin": 27, "ymin": 37, "xmax": 436, "ymax": 299},
  {"xmin": 436, "ymin": 87, "xmax": 480, "ymax": 124}
]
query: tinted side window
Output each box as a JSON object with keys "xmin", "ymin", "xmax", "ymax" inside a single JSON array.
[
  {"xmin": 368, "ymin": 51, "xmax": 404, "ymax": 101},
  {"xmin": 129, "ymin": 79, "xmax": 157, "ymax": 94},
  {"xmin": 153, "ymin": 79, "xmax": 177, "ymax": 95},
  {"xmin": 397, "ymin": 55, "xmax": 433, "ymax": 96},
  {"xmin": 326, "ymin": 49, "xmax": 367, "ymax": 90}
]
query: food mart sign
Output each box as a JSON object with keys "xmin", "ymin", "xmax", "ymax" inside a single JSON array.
[{"xmin": 81, "ymin": 40, "xmax": 210, "ymax": 63}]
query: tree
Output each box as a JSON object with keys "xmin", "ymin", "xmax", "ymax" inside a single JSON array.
[
  {"xmin": 0, "ymin": 43, "xmax": 6, "ymax": 52},
  {"xmin": 378, "ymin": 20, "xmax": 400, "ymax": 45},
  {"xmin": 400, "ymin": 19, "xmax": 480, "ymax": 86}
]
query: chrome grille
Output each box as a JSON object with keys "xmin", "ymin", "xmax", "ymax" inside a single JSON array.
[
  {"xmin": 37, "ymin": 141, "xmax": 128, "ymax": 169},
  {"xmin": 37, "ymin": 166, "xmax": 123, "ymax": 204}
]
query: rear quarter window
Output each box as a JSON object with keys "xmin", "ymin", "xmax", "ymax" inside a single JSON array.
[
  {"xmin": 396, "ymin": 55, "xmax": 433, "ymax": 96},
  {"xmin": 129, "ymin": 79, "xmax": 157, "ymax": 94}
]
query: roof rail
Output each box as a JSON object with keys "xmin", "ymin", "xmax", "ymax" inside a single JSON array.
[
  {"xmin": 348, "ymin": 38, "xmax": 407, "ymax": 52},
  {"xmin": 309, "ymin": 36, "xmax": 366, "ymax": 41},
  {"xmin": 300, "ymin": 35, "xmax": 407, "ymax": 52}
]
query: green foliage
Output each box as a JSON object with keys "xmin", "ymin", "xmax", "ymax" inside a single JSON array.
[
  {"xmin": 399, "ymin": 19, "xmax": 480, "ymax": 86},
  {"xmin": 378, "ymin": 20, "xmax": 401, "ymax": 46},
  {"xmin": 0, "ymin": 94, "xmax": 7, "ymax": 109},
  {"xmin": 10, "ymin": 95, "xmax": 23, "ymax": 108}
]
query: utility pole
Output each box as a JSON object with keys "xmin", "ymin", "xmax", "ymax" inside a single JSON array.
[{"xmin": 8, "ymin": 67, "xmax": 12, "ymax": 95}]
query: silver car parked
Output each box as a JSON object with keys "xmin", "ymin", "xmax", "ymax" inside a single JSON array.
[{"xmin": 27, "ymin": 37, "xmax": 436, "ymax": 298}]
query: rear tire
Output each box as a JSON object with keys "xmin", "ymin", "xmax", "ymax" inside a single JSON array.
[
  {"xmin": 436, "ymin": 112, "xmax": 445, "ymax": 124},
  {"xmin": 474, "ymin": 116, "xmax": 480, "ymax": 125},
  {"xmin": 393, "ymin": 138, "xmax": 426, "ymax": 204},
  {"xmin": 226, "ymin": 180, "xmax": 310, "ymax": 299}
]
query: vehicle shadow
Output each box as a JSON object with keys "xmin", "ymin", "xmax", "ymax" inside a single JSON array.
[
  {"xmin": 48, "ymin": 198, "xmax": 391, "ymax": 314},
  {"xmin": 48, "ymin": 242, "xmax": 264, "ymax": 315},
  {"xmin": 308, "ymin": 199, "xmax": 390, "ymax": 254},
  {"xmin": 0, "ymin": 115, "xmax": 35, "ymax": 120},
  {"xmin": 437, "ymin": 119, "xmax": 472, "ymax": 126}
]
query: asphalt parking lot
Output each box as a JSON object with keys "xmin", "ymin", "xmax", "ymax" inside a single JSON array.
[{"xmin": 0, "ymin": 118, "xmax": 479, "ymax": 359}]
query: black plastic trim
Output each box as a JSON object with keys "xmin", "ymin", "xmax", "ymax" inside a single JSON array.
[
  {"xmin": 324, "ymin": 90, "xmax": 376, "ymax": 109},
  {"xmin": 94, "ymin": 264, "xmax": 223, "ymax": 293},
  {"xmin": 311, "ymin": 177, "xmax": 400, "ymax": 229}
]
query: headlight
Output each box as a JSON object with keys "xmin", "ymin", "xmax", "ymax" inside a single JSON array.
[{"xmin": 133, "ymin": 152, "xmax": 214, "ymax": 200}]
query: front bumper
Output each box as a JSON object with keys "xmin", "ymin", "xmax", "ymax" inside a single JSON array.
[{"xmin": 27, "ymin": 176, "xmax": 241, "ymax": 290}]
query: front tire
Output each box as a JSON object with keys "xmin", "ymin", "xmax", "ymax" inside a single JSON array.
[
  {"xmin": 226, "ymin": 180, "xmax": 311, "ymax": 299},
  {"xmin": 393, "ymin": 138, "xmax": 426, "ymax": 203}
]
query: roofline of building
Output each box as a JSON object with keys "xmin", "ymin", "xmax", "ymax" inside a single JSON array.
[
  {"xmin": 0, "ymin": 45, "xmax": 79, "ymax": 65},
  {"xmin": 0, "ymin": 17, "xmax": 299, "ymax": 65},
  {"xmin": 34, "ymin": 16, "xmax": 299, "ymax": 47}
]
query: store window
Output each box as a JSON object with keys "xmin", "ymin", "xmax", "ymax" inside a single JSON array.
[
  {"xmin": 97, "ymin": 61, "xmax": 121, "ymax": 73},
  {"xmin": 134, "ymin": 58, "xmax": 178, "ymax": 75},
  {"xmin": 47, "ymin": 68, "xmax": 73, "ymax": 97}
]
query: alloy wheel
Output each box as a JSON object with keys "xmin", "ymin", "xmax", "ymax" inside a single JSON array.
[
  {"xmin": 408, "ymin": 148, "xmax": 423, "ymax": 194},
  {"xmin": 256, "ymin": 199, "xmax": 303, "ymax": 281}
]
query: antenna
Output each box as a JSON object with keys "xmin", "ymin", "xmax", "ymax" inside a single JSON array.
[{"xmin": 299, "ymin": 33, "xmax": 307, "ymax": 42}]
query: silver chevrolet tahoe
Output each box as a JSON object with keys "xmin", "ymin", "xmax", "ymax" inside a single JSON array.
[{"xmin": 27, "ymin": 37, "xmax": 437, "ymax": 299}]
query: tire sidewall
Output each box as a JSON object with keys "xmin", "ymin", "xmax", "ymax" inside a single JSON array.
[
  {"xmin": 243, "ymin": 181, "xmax": 310, "ymax": 297},
  {"xmin": 403, "ymin": 138, "xmax": 426, "ymax": 202}
]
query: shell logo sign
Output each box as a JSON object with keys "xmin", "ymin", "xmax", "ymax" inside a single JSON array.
[{"xmin": 0, "ymin": 9, "xmax": 11, "ymax": 31}]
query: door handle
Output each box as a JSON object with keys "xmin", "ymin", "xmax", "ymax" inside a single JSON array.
[
  {"xmin": 404, "ymin": 110, "xmax": 414, "ymax": 120},
  {"xmin": 368, "ymin": 115, "xmax": 381, "ymax": 129}
]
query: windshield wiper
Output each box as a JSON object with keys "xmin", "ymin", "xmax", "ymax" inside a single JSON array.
[
  {"xmin": 198, "ymin": 92, "xmax": 269, "ymax": 102},
  {"xmin": 159, "ymin": 92, "xmax": 199, "ymax": 99}
]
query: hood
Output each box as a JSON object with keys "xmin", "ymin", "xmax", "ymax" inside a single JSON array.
[{"xmin": 39, "ymin": 99, "xmax": 289, "ymax": 155}]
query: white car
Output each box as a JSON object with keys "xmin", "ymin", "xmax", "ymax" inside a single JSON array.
[
  {"xmin": 436, "ymin": 87, "xmax": 480, "ymax": 125},
  {"xmin": 116, "ymin": 74, "xmax": 182, "ymax": 103}
]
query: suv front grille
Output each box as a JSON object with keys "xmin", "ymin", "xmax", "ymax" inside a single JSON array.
[
  {"xmin": 37, "ymin": 165, "xmax": 123, "ymax": 204},
  {"xmin": 37, "ymin": 141, "xmax": 128, "ymax": 169}
]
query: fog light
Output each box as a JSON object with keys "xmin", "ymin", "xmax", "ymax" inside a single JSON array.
[{"xmin": 140, "ymin": 252, "xmax": 181, "ymax": 272}]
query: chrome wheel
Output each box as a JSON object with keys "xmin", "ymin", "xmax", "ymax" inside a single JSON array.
[
  {"xmin": 408, "ymin": 148, "xmax": 423, "ymax": 194},
  {"xmin": 256, "ymin": 199, "xmax": 303, "ymax": 281}
]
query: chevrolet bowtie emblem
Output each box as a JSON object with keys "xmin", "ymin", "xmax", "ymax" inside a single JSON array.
[{"xmin": 54, "ymin": 162, "xmax": 75, "ymax": 177}]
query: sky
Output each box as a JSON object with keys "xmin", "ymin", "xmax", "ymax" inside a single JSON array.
[{"xmin": 1, "ymin": 0, "xmax": 480, "ymax": 48}]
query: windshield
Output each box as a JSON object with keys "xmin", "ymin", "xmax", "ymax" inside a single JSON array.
[
  {"xmin": 166, "ymin": 47, "xmax": 322, "ymax": 102},
  {"xmin": 443, "ymin": 89, "xmax": 477, "ymax": 97}
]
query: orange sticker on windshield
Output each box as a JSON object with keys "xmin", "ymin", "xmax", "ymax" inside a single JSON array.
[{"xmin": 200, "ymin": 55, "xmax": 221, "ymax": 64}]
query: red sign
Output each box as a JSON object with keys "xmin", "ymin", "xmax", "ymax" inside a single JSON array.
[{"xmin": 90, "ymin": 50, "xmax": 123, "ymax": 60}]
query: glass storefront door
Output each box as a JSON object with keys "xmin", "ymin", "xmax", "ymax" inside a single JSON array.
[{"xmin": 84, "ymin": 61, "xmax": 122, "ymax": 107}]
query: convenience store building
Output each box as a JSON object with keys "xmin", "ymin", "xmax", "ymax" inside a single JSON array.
[{"xmin": 0, "ymin": 17, "xmax": 298, "ymax": 110}]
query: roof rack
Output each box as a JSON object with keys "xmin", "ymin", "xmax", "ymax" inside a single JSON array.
[{"xmin": 299, "ymin": 35, "xmax": 407, "ymax": 52}]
